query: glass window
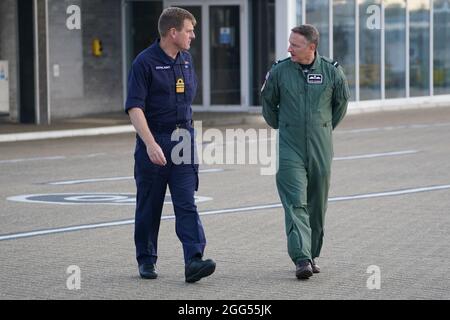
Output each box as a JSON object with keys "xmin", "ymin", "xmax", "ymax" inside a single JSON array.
[
  {"xmin": 434, "ymin": 0, "xmax": 450, "ymax": 95},
  {"xmin": 176, "ymin": 6, "xmax": 203, "ymax": 105},
  {"xmin": 385, "ymin": 0, "xmax": 406, "ymax": 98},
  {"xmin": 334, "ymin": 0, "xmax": 356, "ymax": 101},
  {"xmin": 296, "ymin": 0, "xmax": 303, "ymax": 25},
  {"xmin": 209, "ymin": 6, "xmax": 241, "ymax": 105},
  {"xmin": 359, "ymin": 0, "xmax": 381, "ymax": 100},
  {"xmin": 251, "ymin": 0, "xmax": 275, "ymax": 105},
  {"xmin": 306, "ymin": 0, "xmax": 329, "ymax": 57},
  {"xmin": 409, "ymin": 0, "xmax": 430, "ymax": 97}
]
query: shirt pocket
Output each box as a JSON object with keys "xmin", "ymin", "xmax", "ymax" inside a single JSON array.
[
  {"xmin": 151, "ymin": 68, "xmax": 175, "ymax": 94},
  {"xmin": 182, "ymin": 65, "xmax": 197, "ymax": 104}
]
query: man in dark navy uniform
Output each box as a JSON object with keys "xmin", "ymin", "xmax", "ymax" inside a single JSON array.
[{"xmin": 125, "ymin": 7, "xmax": 215, "ymax": 283}]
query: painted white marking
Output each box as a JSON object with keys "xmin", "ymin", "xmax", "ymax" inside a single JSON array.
[
  {"xmin": 6, "ymin": 193, "xmax": 213, "ymax": 206},
  {"xmin": 199, "ymin": 168, "xmax": 224, "ymax": 174},
  {"xmin": 330, "ymin": 184, "xmax": 450, "ymax": 202},
  {"xmin": 0, "ymin": 156, "xmax": 66, "ymax": 164},
  {"xmin": 2, "ymin": 183, "xmax": 450, "ymax": 241},
  {"xmin": 73, "ymin": 153, "xmax": 106, "ymax": 159},
  {"xmin": 336, "ymin": 122, "xmax": 450, "ymax": 134},
  {"xmin": 0, "ymin": 220, "xmax": 135, "ymax": 241},
  {"xmin": 1, "ymin": 121, "xmax": 449, "ymax": 144},
  {"xmin": 334, "ymin": 150, "xmax": 418, "ymax": 161},
  {"xmin": 0, "ymin": 125, "xmax": 135, "ymax": 143},
  {"xmin": 0, "ymin": 153, "xmax": 106, "ymax": 165},
  {"xmin": 49, "ymin": 177, "xmax": 133, "ymax": 185},
  {"xmin": 47, "ymin": 168, "xmax": 224, "ymax": 185}
]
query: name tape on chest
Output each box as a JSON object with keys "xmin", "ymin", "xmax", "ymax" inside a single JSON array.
[
  {"xmin": 307, "ymin": 74, "xmax": 323, "ymax": 84},
  {"xmin": 155, "ymin": 65, "xmax": 171, "ymax": 70}
]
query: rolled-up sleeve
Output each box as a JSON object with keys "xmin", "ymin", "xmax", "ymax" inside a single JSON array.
[{"xmin": 125, "ymin": 59, "xmax": 151, "ymax": 114}]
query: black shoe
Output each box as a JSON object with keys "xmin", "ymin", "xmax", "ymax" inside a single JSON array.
[
  {"xmin": 185, "ymin": 257, "xmax": 216, "ymax": 283},
  {"xmin": 312, "ymin": 259, "xmax": 321, "ymax": 274},
  {"xmin": 296, "ymin": 260, "xmax": 313, "ymax": 279},
  {"xmin": 139, "ymin": 263, "xmax": 158, "ymax": 279}
]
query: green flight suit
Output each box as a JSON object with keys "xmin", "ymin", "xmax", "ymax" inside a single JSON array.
[{"xmin": 261, "ymin": 53, "xmax": 349, "ymax": 264}]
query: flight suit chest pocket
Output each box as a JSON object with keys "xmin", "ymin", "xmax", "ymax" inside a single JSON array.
[
  {"xmin": 281, "ymin": 83, "xmax": 304, "ymax": 101},
  {"xmin": 310, "ymin": 83, "xmax": 333, "ymax": 116}
]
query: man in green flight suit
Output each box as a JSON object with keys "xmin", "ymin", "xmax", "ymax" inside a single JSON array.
[{"xmin": 261, "ymin": 24, "xmax": 349, "ymax": 279}]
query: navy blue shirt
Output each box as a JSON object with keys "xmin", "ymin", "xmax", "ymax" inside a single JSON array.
[{"xmin": 125, "ymin": 39, "xmax": 197, "ymax": 125}]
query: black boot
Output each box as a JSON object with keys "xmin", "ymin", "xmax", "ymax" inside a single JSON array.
[
  {"xmin": 295, "ymin": 260, "xmax": 313, "ymax": 279},
  {"xmin": 139, "ymin": 263, "xmax": 158, "ymax": 279},
  {"xmin": 185, "ymin": 257, "xmax": 216, "ymax": 283}
]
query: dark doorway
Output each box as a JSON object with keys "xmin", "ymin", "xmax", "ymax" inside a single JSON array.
[
  {"xmin": 17, "ymin": 0, "xmax": 36, "ymax": 123},
  {"xmin": 125, "ymin": 1, "xmax": 162, "ymax": 70},
  {"xmin": 251, "ymin": 0, "xmax": 275, "ymax": 106}
]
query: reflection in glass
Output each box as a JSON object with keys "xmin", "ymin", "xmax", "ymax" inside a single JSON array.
[
  {"xmin": 434, "ymin": 0, "xmax": 450, "ymax": 95},
  {"xmin": 252, "ymin": 0, "xmax": 275, "ymax": 105},
  {"xmin": 334, "ymin": 0, "xmax": 355, "ymax": 100},
  {"xmin": 306, "ymin": 0, "xmax": 329, "ymax": 57},
  {"xmin": 359, "ymin": 0, "xmax": 381, "ymax": 100},
  {"xmin": 410, "ymin": 0, "xmax": 430, "ymax": 97},
  {"xmin": 210, "ymin": 6, "xmax": 241, "ymax": 105},
  {"xmin": 178, "ymin": 6, "xmax": 203, "ymax": 105},
  {"xmin": 296, "ymin": 0, "xmax": 303, "ymax": 25},
  {"xmin": 385, "ymin": 0, "xmax": 406, "ymax": 98}
]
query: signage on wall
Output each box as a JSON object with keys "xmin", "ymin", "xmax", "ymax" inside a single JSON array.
[{"xmin": 219, "ymin": 27, "xmax": 235, "ymax": 46}]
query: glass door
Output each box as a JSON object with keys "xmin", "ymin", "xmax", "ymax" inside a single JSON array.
[
  {"xmin": 176, "ymin": 5, "xmax": 203, "ymax": 105},
  {"xmin": 164, "ymin": 0, "xmax": 248, "ymax": 109},
  {"xmin": 209, "ymin": 5, "xmax": 240, "ymax": 105}
]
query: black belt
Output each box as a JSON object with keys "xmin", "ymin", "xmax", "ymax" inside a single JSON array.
[{"xmin": 149, "ymin": 120, "xmax": 193, "ymax": 134}]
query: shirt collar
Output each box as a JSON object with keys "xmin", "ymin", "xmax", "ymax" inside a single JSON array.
[
  {"xmin": 151, "ymin": 39, "xmax": 186, "ymax": 65},
  {"xmin": 291, "ymin": 51, "xmax": 322, "ymax": 70},
  {"xmin": 311, "ymin": 51, "xmax": 322, "ymax": 70}
]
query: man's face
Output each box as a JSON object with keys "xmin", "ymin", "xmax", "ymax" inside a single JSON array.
[
  {"xmin": 287, "ymin": 32, "xmax": 315, "ymax": 63},
  {"xmin": 173, "ymin": 19, "xmax": 195, "ymax": 51}
]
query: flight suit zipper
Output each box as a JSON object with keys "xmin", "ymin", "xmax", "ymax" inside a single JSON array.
[{"xmin": 302, "ymin": 69, "xmax": 309, "ymax": 166}]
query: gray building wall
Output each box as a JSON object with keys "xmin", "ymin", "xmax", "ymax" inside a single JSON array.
[
  {"xmin": 0, "ymin": 0, "xmax": 19, "ymax": 121},
  {"xmin": 48, "ymin": 0, "xmax": 123, "ymax": 119}
]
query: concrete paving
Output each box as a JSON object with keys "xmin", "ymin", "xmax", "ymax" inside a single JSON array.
[{"xmin": 0, "ymin": 107, "xmax": 450, "ymax": 300}]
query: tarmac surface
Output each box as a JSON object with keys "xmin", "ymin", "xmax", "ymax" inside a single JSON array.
[{"xmin": 1, "ymin": 107, "xmax": 450, "ymax": 300}]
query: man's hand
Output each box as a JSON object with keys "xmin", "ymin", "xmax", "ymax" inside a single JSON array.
[
  {"xmin": 147, "ymin": 142, "xmax": 167, "ymax": 166},
  {"xmin": 128, "ymin": 108, "xmax": 167, "ymax": 166}
]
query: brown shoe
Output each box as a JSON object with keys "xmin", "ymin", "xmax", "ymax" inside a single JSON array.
[
  {"xmin": 295, "ymin": 260, "xmax": 313, "ymax": 279},
  {"xmin": 312, "ymin": 259, "xmax": 320, "ymax": 273}
]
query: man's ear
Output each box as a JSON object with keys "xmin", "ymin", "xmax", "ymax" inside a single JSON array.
[{"xmin": 168, "ymin": 27, "xmax": 177, "ymax": 39}]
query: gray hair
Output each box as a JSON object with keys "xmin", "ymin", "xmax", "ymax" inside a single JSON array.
[{"xmin": 291, "ymin": 24, "xmax": 320, "ymax": 49}]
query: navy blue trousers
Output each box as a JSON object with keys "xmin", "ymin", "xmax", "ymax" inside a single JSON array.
[{"xmin": 133, "ymin": 132, "xmax": 205, "ymax": 265}]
